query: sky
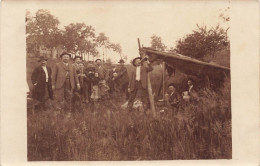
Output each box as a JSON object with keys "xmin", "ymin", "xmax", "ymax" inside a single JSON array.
[{"xmin": 28, "ymin": 1, "xmax": 230, "ymax": 63}]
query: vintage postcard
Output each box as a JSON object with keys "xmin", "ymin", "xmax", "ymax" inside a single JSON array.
[{"xmin": 0, "ymin": 0, "xmax": 259, "ymax": 165}]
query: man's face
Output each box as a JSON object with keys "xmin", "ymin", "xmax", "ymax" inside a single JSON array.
[
  {"xmin": 119, "ymin": 62, "xmax": 124, "ymax": 66},
  {"xmin": 135, "ymin": 59, "xmax": 141, "ymax": 66},
  {"xmin": 79, "ymin": 63, "xmax": 84, "ymax": 69},
  {"xmin": 188, "ymin": 80, "xmax": 193, "ymax": 86},
  {"xmin": 62, "ymin": 55, "xmax": 70, "ymax": 63},
  {"xmin": 75, "ymin": 58, "xmax": 81, "ymax": 64},
  {"xmin": 168, "ymin": 86, "xmax": 175, "ymax": 93},
  {"xmin": 41, "ymin": 60, "xmax": 47, "ymax": 66},
  {"xmin": 96, "ymin": 60, "xmax": 101, "ymax": 66}
]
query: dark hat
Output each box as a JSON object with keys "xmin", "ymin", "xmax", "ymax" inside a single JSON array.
[
  {"xmin": 38, "ymin": 56, "xmax": 48, "ymax": 62},
  {"xmin": 95, "ymin": 59, "xmax": 102, "ymax": 62},
  {"xmin": 167, "ymin": 83, "xmax": 176, "ymax": 88},
  {"xmin": 73, "ymin": 56, "xmax": 82, "ymax": 61},
  {"xmin": 132, "ymin": 57, "xmax": 141, "ymax": 66},
  {"xmin": 118, "ymin": 59, "xmax": 125, "ymax": 64},
  {"xmin": 187, "ymin": 77, "xmax": 194, "ymax": 82},
  {"xmin": 60, "ymin": 52, "xmax": 71, "ymax": 58}
]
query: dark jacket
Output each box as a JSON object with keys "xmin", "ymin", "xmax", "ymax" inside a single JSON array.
[
  {"xmin": 168, "ymin": 92, "xmax": 181, "ymax": 108},
  {"xmin": 115, "ymin": 65, "xmax": 129, "ymax": 85},
  {"xmin": 128, "ymin": 63, "xmax": 153, "ymax": 92},
  {"xmin": 31, "ymin": 65, "xmax": 53, "ymax": 101}
]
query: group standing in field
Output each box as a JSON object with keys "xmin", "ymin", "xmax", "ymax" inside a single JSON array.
[{"xmin": 31, "ymin": 52, "xmax": 197, "ymax": 113}]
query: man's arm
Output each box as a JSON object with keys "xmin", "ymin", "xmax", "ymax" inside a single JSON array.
[
  {"xmin": 143, "ymin": 61, "xmax": 153, "ymax": 72},
  {"xmin": 31, "ymin": 67, "xmax": 38, "ymax": 85}
]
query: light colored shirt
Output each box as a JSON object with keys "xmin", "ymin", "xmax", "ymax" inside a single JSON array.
[
  {"xmin": 42, "ymin": 66, "xmax": 48, "ymax": 82},
  {"xmin": 136, "ymin": 66, "xmax": 141, "ymax": 81},
  {"xmin": 189, "ymin": 85, "xmax": 193, "ymax": 93}
]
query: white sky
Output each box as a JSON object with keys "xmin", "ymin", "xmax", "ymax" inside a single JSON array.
[{"xmin": 29, "ymin": 1, "xmax": 230, "ymax": 63}]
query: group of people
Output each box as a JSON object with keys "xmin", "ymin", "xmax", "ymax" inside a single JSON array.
[
  {"xmin": 31, "ymin": 51, "xmax": 195, "ymax": 113},
  {"xmin": 31, "ymin": 52, "xmax": 153, "ymax": 112},
  {"xmin": 164, "ymin": 78, "xmax": 196, "ymax": 111}
]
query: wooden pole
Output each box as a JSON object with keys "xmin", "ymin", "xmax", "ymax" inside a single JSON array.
[
  {"xmin": 162, "ymin": 62, "xmax": 165, "ymax": 99},
  {"xmin": 137, "ymin": 38, "xmax": 156, "ymax": 117}
]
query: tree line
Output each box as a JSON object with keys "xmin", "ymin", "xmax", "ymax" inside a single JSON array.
[
  {"xmin": 150, "ymin": 7, "xmax": 230, "ymax": 62},
  {"xmin": 26, "ymin": 9, "xmax": 122, "ymax": 61}
]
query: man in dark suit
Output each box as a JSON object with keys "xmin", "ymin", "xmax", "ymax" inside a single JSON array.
[
  {"xmin": 127, "ymin": 56, "xmax": 153, "ymax": 111},
  {"xmin": 31, "ymin": 56, "xmax": 53, "ymax": 110},
  {"xmin": 52, "ymin": 52, "xmax": 80, "ymax": 111},
  {"xmin": 107, "ymin": 65, "xmax": 117, "ymax": 95},
  {"xmin": 114, "ymin": 59, "xmax": 129, "ymax": 100}
]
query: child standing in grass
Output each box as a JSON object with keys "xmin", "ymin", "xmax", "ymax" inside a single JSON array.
[{"xmin": 90, "ymin": 72, "xmax": 101, "ymax": 101}]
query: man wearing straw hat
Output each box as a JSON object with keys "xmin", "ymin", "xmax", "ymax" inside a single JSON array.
[
  {"xmin": 52, "ymin": 52, "xmax": 80, "ymax": 111},
  {"xmin": 31, "ymin": 56, "xmax": 53, "ymax": 111}
]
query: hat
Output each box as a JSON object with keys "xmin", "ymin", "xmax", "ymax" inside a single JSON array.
[
  {"xmin": 95, "ymin": 59, "xmax": 102, "ymax": 62},
  {"xmin": 60, "ymin": 52, "xmax": 71, "ymax": 58},
  {"xmin": 38, "ymin": 56, "xmax": 48, "ymax": 62},
  {"xmin": 187, "ymin": 77, "xmax": 194, "ymax": 82},
  {"xmin": 132, "ymin": 57, "xmax": 141, "ymax": 66},
  {"xmin": 118, "ymin": 59, "xmax": 125, "ymax": 64},
  {"xmin": 167, "ymin": 83, "xmax": 176, "ymax": 88},
  {"xmin": 73, "ymin": 56, "xmax": 82, "ymax": 61}
]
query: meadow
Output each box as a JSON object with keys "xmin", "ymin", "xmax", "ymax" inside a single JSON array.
[{"xmin": 27, "ymin": 57, "xmax": 231, "ymax": 160}]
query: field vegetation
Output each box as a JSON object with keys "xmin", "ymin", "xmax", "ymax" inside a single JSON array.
[{"xmin": 27, "ymin": 57, "xmax": 231, "ymax": 161}]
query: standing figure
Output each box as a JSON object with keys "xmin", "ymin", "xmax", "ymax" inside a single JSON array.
[
  {"xmin": 31, "ymin": 56, "xmax": 53, "ymax": 111},
  {"xmin": 95, "ymin": 59, "xmax": 110, "ymax": 98},
  {"xmin": 127, "ymin": 56, "xmax": 153, "ymax": 112},
  {"xmin": 52, "ymin": 52, "xmax": 80, "ymax": 111},
  {"xmin": 84, "ymin": 63, "xmax": 96, "ymax": 103},
  {"xmin": 73, "ymin": 56, "xmax": 82, "ymax": 73},
  {"xmin": 114, "ymin": 59, "xmax": 129, "ymax": 100},
  {"xmin": 107, "ymin": 65, "xmax": 117, "ymax": 95}
]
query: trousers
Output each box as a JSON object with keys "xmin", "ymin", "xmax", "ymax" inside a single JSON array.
[
  {"xmin": 127, "ymin": 80, "xmax": 149, "ymax": 111},
  {"xmin": 55, "ymin": 78, "xmax": 73, "ymax": 111}
]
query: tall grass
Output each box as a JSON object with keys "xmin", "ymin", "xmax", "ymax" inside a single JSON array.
[
  {"xmin": 27, "ymin": 81, "xmax": 231, "ymax": 160},
  {"xmin": 27, "ymin": 57, "xmax": 231, "ymax": 160}
]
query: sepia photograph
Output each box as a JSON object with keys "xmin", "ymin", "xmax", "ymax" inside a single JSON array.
[{"xmin": 25, "ymin": 1, "xmax": 232, "ymax": 161}]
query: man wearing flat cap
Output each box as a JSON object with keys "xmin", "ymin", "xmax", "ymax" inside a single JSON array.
[
  {"xmin": 31, "ymin": 56, "xmax": 53, "ymax": 110},
  {"xmin": 127, "ymin": 56, "xmax": 153, "ymax": 111},
  {"xmin": 52, "ymin": 52, "xmax": 80, "ymax": 111}
]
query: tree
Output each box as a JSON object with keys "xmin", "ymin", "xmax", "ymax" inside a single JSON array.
[
  {"xmin": 150, "ymin": 35, "xmax": 167, "ymax": 51},
  {"xmin": 63, "ymin": 23, "xmax": 95, "ymax": 57},
  {"xmin": 110, "ymin": 43, "xmax": 122, "ymax": 59},
  {"xmin": 26, "ymin": 9, "xmax": 61, "ymax": 57},
  {"xmin": 96, "ymin": 33, "xmax": 110, "ymax": 61},
  {"xmin": 174, "ymin": 24, "xmax": 229, "ymax": 60}
]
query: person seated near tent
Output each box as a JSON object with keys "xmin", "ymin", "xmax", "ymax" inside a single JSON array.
[
  {"xmin": 182, "ymin": 78, "xmax": 197, "ymax": 101},
  {"xmin": 165, "ymin": 83, "xmax": 181, "ymax": 108}
]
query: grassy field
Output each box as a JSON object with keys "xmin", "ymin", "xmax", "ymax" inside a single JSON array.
[{"xmin": 27, "ymin": 57, "xmax": 231, "ymax": 160}]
